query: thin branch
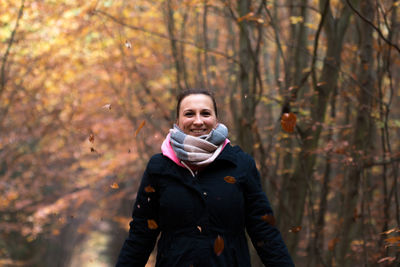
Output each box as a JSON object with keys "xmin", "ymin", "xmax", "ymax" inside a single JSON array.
[
  {"xmin": 345, "ymin": 0, "xmax": 400, "ymax": 54},
  {"xmin": 0, "ymin": 0, "xmax": 25, "ymax": 97},
  {"xmin": 93, "ymin": 9, "xmax": 240, "ymax": 65}
]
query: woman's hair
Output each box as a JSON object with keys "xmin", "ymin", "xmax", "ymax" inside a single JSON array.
[{"xmin": 176, "ymin": 89, "xmax": 218, "ymax": 118}]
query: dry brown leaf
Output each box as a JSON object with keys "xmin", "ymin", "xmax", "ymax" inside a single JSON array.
[
  {"xmin": 135, "ymin": 120, "xmax": 146, "ymax": 137},
  {"xmin": 281, "ymin": 112, "xmax": 297, "ymax": 133},
  {"xmin": 110, "ymin": 183, "xmax": 119, "ymax": 189},
  {"xmin": 261, "ymin": 214, "xmax": 276, "ymax": 226},
  {"xmin": 377, "ymin": 256, "xmax": 396, "ymax": 264},
  {"xmin": 88, "ymin": 133, "xmax": 94, "ymax": 143},
  {"xmin": 224, "ymin": 176, "xmax": 236, "ymax": 184},
  {"xmin": 214, "ymin": 235, "xmax": 224, "ymax": 256},
  {"xmin": 328, "ymin": 238, "xmax": 339, "ymax": 251},
  {"xmin": 385, "ymin": 236, "xmax": 400, "ymax": 243},
  {"xmin": 147, "ymin": 219, "xmax": 158, "ymax": 230},
  {"xmin": 144, "ymin": 185, "xmax": 155, "ymax": 193},
  {"xmin": 288, "ymin": 226, "xmax": 302, "ymax": 233}
]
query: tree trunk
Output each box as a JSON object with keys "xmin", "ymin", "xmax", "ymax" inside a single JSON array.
[
  {"xmin": 336, "ymin": 1, "xmax": 375, "ymax": 265},
  {"xmin": 281, "ymin": 0, "xmax": 355, "ymax": 257}
]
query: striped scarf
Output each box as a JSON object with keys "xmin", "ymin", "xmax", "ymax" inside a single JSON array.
[{"xmin": 169, "ymin": 123, "xmax": 228, "ymax": 167}]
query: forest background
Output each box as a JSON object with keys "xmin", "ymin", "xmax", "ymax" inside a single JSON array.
[{"xmin": 0, "ymin": 0, "xmax": 399, "ymax": 266}]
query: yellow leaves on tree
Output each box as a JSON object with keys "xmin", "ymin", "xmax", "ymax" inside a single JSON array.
[
  {"xmin": 281, "ymin": 112, "xmax": 297, "ymax": 133},
  {"xmin": 147, "ymin": 219, "xmax": 158, "ymax": 230},
  {"xmin": 214, "ymin": 235, "xmax": 224, "ymax": 256},
  {"xmin": 223, "ymin": 176, "xmax": 236, "ymax": 184}
]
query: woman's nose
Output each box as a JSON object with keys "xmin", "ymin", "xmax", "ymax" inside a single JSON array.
[{"xmin": 193, "ymin": 114, "xmax": 203, "ymax": 125}]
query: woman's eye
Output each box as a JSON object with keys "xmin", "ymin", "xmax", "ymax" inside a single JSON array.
[
  {"xmin": 184, "ymin": 112, "xmax": 194, "ymax": 116},
  {"xmin": 202, "ymin": 112, "xmax": 211, "ymax": 116}
]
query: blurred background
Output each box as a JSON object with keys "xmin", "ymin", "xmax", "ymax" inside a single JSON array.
[{"xmin": 0, "ymin": 0, "xmax": 399, "ymax": 266}]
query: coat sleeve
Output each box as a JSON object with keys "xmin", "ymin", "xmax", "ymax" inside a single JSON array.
[
  {"xmin": 116, "ymin": 167, "xmax": 160, "ymax": 267},
  {"xmin": 243, "ymin": 158, "xmax": 294, "ymax": 267}
]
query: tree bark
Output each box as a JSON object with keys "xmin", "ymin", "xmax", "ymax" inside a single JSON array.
[
  {"xmin": 281, "ymin": 0, "xmax": 355, "ymax": 257},
  {"xmin": 336, "ymin": 1, "xmax": 375, "ymax": 265}
]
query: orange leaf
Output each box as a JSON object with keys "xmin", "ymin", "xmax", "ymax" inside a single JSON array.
[
  {"xmin": 382, "ymin": 227, "xmax": 400, "ymax": 235},
  {"xmin": 261, "ymin": 214, "xmax": 276, "ymax": 226},
  {"xmin": 224, "ymin": 176, "xmax": 236, "ymax": 184},
  {"xmin": 385, "ymin": 236, "xmax": 400, "ymax": 243},
  {"xmin": 214, "ymin": 235, "xmax": 224, "ymax": 256},
  {"xmin": 135, "ymin": 120, "xmax": 146, "ymax": 137},
  {"xmin": 110, "ymin": 183, "xmax": 119, "ymax": 189},
  {"xmin": 88, "ymin": 133, "xmax": 94, "ymax": 143},
  {"xmin": 289, "ymin": 226, "xmax": 302, "ymax": 233},
  {"xmin": 377, "ymin": 257, "xmax": 396, "ymax": 264},
  {"xmin": 281, "ymin": 112, "xmax": 297, "ymax": 133},
  {"xmin": 147, "ymin": 219, "xmax": 158, "ymax": 230},
  {"xmin": 328, "ymin": 238, "xmax": 339, "ymax": 251},
  {"xmin": 144, "ymin": 185, "xmax": 155, "ymax": 193}
]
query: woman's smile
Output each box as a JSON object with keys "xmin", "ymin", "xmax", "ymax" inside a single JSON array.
[{"xmin": 177, "ymin": 94, "xmax": 218, "ymax": 136}]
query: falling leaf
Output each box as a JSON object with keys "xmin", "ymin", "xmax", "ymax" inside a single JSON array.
[
  {"xmin": 88, "ymin": 133, "xmax": 94, "ymax": 143},
  {"xmin": 289, "ymin": 226, "xmax": 302, "ymax": 233},
  {"xmin": 281, "ymin": 112, "xmax": 297, "ymax": 133},
  {"xmin": 214, "ymin": 235, "xmax": 224, "ymax": 256},
  {"xmin": 290, "ymin": 16, "xmax": 304, "ymax": 24},
  {"xmin": 90, "ymin": 147, "xmax": 97, "ymax": 153},
  {"xmin": 237, "ymin": 12, "xmax": 254, "ymax": 22},
  {"xmin": 144, "ymin": 185, "xmax": 155, "ymax": 193},
  {"xmin": 261, "ymin": 214, "xmax": 276, "ymax": 226},
  {"xmin": 377, "ymin": 257, "xmax": 396, "ymax": 264},
  {"xmin": 147, "ymin": 219, "xmax": 158, "ymax": 229},
  {"xmin": 224, "ymin": 176, "xmax": 236, "ymax": 184},
  {"xmin": 102, "ymin": 104, "xmax": 112, "ymax": 110},
  {"xmin": 382, "ymin": 228, "xmax": 399, "ymax": 235},
  {"xmin": 328, "ymin": 238, "xmax": 339, "ymax": 251},
  {"xmin": 135, "ymin": 120, "xmax": 146, "ymax": 137},
  {"xmin": 110, "ymin": 183, "xmax": 119, "ymax": 189},
  {"xmin": 125, "ymin": 40, "xmax": 132, "ymax": 48},
  {"xmin": 385, "ymin": 236, "xmax": 400, "ymax": 243}
]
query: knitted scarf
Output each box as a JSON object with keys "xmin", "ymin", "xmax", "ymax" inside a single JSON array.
[{"xmin": 169, "ymin": 123, "xmax": 228, "ymax": 167}]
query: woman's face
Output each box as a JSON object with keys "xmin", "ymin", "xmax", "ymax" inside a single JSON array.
[{"xmin": 177, "ymin": 94, "xmax": 218, "ymax": 136}]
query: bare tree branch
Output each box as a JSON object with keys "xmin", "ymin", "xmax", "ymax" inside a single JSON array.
[
  {"xmin": 93, "ymin": 9, "xmax": 240, "ymax": 65},
  {"xmin": 0, "ymin": 0, "xmax": 25, "ymax": 98},
  {"xmin": 345, "ymin": 0, "xmax": 400, "ymax": 54}
]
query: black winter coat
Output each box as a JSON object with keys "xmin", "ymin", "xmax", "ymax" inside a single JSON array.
[{"xmin": 116, "ymin": 144, "xmax": 294, "ymax": 266}]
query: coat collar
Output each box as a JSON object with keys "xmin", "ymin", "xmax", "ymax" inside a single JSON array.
[{"xmin": 212, "ymin": 143, "xmax": 238, "ymax": 167}]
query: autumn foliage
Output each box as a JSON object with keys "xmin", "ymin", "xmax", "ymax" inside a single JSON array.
[{"xmin": 1, "ymin": 0, "xmax": 400, "ymax": 266}]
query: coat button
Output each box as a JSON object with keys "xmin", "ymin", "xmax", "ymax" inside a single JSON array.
[{"xmin": 203, "ymin": 191, "xmax": 207, "ymax": 197}]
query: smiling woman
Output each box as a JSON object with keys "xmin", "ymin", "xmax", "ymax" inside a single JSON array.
[
  {"xmin": 177, "ymin": 93, "xmax": 217, "ymax": 137},
  {"xmin": 116, "ymin": 89, "xmax": 294, "ymax": 267}
]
